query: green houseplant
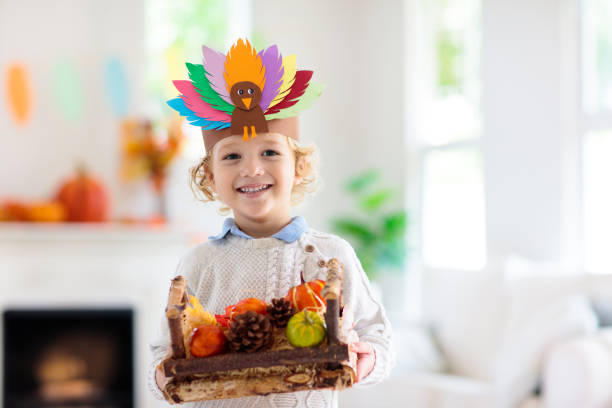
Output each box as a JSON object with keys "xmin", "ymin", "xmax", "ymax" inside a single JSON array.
[{"xmin": 330, "ymin": 169, "xmax": 408, "ymax": 281}]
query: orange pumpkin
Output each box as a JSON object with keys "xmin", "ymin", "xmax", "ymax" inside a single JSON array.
[
  {"xmin": 28, "ymin": 201, "xmax": 67, "ymax": 222},
  {"xmin": 0, "ymin": 201, "xmax": 30, "ymax": 221},
  {"xmin": 225, "ymin": 297, "xmax": 268, "ymax": 319},
  {"xmin": 56, "ymin": 167, "xmax": 110, "ymax": 222},
  {"xmin": 285, "ymin": 279, "xmax": 326, "ymax": 312},
  {"xmin": 190, "ymin": 324, "xmax": 226, "ymax": 357}
]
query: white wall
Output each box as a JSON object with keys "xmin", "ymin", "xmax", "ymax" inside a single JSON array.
[
  {"xmin": 482, "ymin": 0, "xmax": 575, "ymax": 265},
  {"xmin": 252, "ymin": 0, "xmax": 407, "ymax": 231},
  {"xmin": 0, "ymin": 0, "xmax": 145, "ymax": 217}
]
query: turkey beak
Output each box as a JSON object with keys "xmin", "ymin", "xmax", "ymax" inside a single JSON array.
[{"xmin": 242, "ymin": 98, "xmax": 252, "ymax": 109}]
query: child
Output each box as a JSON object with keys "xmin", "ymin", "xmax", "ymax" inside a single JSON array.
[{"xmin": 149, "ymin": 39, "xmax": 395, "ymax": 407}]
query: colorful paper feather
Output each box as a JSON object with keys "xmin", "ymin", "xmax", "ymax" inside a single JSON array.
[
  {"xmin": 258, "ymin": 45, "xmax": 284, "ymax": 112},
  {"xmin": 264, "ymin": 71, "xmax": 313, "ymax": 115},
  {"xmin": 268, "ymin": 54, "xmax": 297, "ymax": 110},
  {"xmin": 167, "ymin": 38, "xmax": 323, "ymax": 128},
  {"xmin": 187, "ymin": 63, "xmax": 234, "ymax": 115},
  {"xmin": 174, "ymin": 80, "xmax": 231, "ymax": 122},
  {"xmin": 167, "ymin": 98, "xmax": 229, "ymax": 129},
  {"xmin": 265, "ymin": 82, "xmax": 325, "ymax": 120},
  {"xmin": 202, "ymin": 45, "xmax": 232, "ymax": 104},
  {"xmin": 223, "ymin": 38, "xmax": 265, "ymax": 92}
]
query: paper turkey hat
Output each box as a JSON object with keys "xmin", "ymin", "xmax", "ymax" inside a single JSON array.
[{"xmin": 167, "ymin": 38, "xmax": 324, "ymax": 151}]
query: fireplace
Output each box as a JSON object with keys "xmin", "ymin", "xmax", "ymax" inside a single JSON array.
[{"xmin": 3, "ymin": 308, "xmax": 134, "ymax": 408}]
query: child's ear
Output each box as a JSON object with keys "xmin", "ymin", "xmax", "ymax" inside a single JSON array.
[
  {"xmin": 293, "ymin": 158, "xmax": 305, "ymax": 186},
  {"xmin": 206, "ymin": 171, "xmax": 216, "ymax": 193}
]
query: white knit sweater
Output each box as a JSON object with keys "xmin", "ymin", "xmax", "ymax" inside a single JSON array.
[{"xmin": 149, "ymin": 228, "xmax": 395, "ymax": 408}]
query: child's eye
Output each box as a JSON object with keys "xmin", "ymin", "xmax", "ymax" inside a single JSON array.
[
  {"xmin": 223, "ymin": 153, "xmax": 240, "ymax": 160},
  {"xmin": 262, "ymin": 150, "xmax": 279, "ymax": 157}
]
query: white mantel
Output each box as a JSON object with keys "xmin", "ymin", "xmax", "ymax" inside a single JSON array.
[{"xmin": 0, "ymin": 223, "xmax": 194, "ymax": 408}]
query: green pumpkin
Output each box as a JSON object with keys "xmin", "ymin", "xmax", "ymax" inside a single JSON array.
[{"xmin": 286, "ymin": 310, "xmax": 327, "ymax": 348}]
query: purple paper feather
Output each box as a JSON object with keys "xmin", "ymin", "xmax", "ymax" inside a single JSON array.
[
  {"xmin": 202, "ymin": 45, "xmax": 232, "ymax": 104},
  {"xmin": 258, "ymin": 45, "xmax": 284, "ymax": 112}
]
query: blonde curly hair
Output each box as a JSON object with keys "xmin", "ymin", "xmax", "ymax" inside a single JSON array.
[{"xmin": 190, "ymin": 136, "xmax": 319, "ymax": 215}]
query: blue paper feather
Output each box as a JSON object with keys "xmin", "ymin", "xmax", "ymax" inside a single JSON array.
[{"xmin": 167, "ymin": 98, "xmax": 230, "ymax": 130}]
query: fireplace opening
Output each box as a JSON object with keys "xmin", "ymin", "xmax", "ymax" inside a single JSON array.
[{"xmin": 3, "ymin": 308, "xmax": 134, "ymax": 408}]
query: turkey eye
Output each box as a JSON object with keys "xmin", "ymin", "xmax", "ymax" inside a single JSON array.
[
  {"xmin": 238, "ymin": 89, "xmax": 244, "ymax": 95},
  {"xmin": 248, "ymin": 88, "xmax": 254, "ymax": 95}
]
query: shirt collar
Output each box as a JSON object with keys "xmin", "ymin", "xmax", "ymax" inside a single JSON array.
[{"xmin": 208, "ymin": 216, "xmax": 308, "ymax": 243}]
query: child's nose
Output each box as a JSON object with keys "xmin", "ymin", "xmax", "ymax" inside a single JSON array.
[{"xmin": 239, "ymin": 157, "xmax": 264, "ymax": 177}]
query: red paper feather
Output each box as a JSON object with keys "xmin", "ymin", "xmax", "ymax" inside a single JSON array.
[{"xmin": 264, "ymin": 70, "xmax": 313, "ymax": 115}]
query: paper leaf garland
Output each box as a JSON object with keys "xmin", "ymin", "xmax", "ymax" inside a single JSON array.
[
  {"xmin": 168, "ymin": 38, "xmax": 323, "ymax": 130},
  {"xmin": 105, "ymin": 57, "xmax": 128, "ymax": 116},
  {"xmin": 53, "ymin": 59, "xmax": 84, "ymax": 121},
  {"xmin": 5, "ymin": 63, "xmax": 32, "ymax": 125}
]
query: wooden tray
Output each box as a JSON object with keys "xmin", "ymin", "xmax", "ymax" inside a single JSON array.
[{"xmin": 159, "ymin": 259, "xmax": 355, "ymax": 404}]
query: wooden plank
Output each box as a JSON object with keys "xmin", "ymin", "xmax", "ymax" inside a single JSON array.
[
  {"xmin": 163, "ymin": 364, "xmax": 354, "ymax": 403},
  {"xmin": 163, "ymin": 344, "xmax": 349, "ymax": 377}
]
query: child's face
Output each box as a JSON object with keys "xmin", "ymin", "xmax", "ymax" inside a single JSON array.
[{"xmin": 209, "ymin": 133, "xmax": 299, "ymax": 225}]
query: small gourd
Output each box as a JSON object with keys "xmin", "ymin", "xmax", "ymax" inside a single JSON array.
[{"xmin": 286, "ymin": 310, "xmax": 327, "ymax": 348}]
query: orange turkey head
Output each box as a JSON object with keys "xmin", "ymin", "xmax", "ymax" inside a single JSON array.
[{"xmin": 230, "ymin": 81, "xmax": 262, "ymax": 111}]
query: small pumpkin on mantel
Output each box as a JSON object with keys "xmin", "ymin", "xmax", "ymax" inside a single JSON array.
[{"xmin": 55, "ymin": 165, "xmax": 110, "ymax": 222}]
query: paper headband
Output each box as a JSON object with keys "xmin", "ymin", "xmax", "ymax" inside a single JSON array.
[{"xmin": 167, "ymin": 38, "xmax": 324, "ymax": 151}]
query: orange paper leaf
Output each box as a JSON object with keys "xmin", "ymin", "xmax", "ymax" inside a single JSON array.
[{"xmin": 5, "ymin": 63, "xmax": 32, "ymax": 125}]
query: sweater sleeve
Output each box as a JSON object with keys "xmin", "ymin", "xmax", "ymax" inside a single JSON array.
[
  {"xmin": 338, "ymin": 239, "xmax": 396, "ymax": 387},
  {"xmin": 147, "ymin": 246, "xmax": 205, "ymax": 401}
]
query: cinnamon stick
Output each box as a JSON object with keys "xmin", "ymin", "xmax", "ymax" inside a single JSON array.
[
  {"xmin": 322, "ymin": 259, "xmax": 343, "ymax": 345},
  {"xmin": 166, "ymin": 276, "xmax": 187, "ymax": 359}
]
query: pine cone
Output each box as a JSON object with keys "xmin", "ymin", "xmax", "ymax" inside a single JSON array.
[
  {"xmin": 226, "ymin": 310, "xmax": 272, "ymax": 353},
  {"xmin": 266, "ymin": 298, "xmax": 295, "ymax": 328}
]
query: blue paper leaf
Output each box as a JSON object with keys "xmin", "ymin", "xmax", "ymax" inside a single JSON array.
[{"xmin": 105, "ymin": 57, "xmax": 128, "ymax": 116}]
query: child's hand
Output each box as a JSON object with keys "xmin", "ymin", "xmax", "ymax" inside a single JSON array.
[
  {"xmin": 155, "ymin": 348, "xmax": 173, "ymax": 391},
  {"xmin": 155, "ymin": 363, "xmax": 166, "ymax": 390},
  {"xmin": 350, "ymin": 341, "xmax": 375, "ymax": 383}
]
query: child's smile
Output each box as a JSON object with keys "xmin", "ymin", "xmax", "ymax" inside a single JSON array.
[
  {"xmin": 236, "ymin": 183, "xmax": 272, "ymax": 195},
  {"xmin": 210, "ymin": 133, "xmax": 298, "ymax": 237}
]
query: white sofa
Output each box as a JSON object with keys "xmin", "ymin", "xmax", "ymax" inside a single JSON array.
[{"xmin": 340, "ymin": 259, "xmax": 612, "ymax": 408}]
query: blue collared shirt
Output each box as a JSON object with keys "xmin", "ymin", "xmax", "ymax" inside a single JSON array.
[{"xmin": 208, "ymin": 216, "xmax": 308, "ymax": 243}]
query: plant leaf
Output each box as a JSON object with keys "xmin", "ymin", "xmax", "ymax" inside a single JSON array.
[
  {"xmin": 382, "ymin": 211, "xmax": 408, "ymax": 239},
  {"xmin": 331, "ymin": 219, "xmax": 377, "ymax": 245},
  {"xmin": 345, "ymin": 169, "xmax": 379, "ymax": 193},
  {"xmin": 378, "ymin": 239, "xmax": 407, "ymax": 269},
  {"xmin": 355, "ymin": 245, "xmax": 378, "ymax": 280},
  {"xmin": 360, "ymin": 189, "xmax": 394, "ymax": 212}
]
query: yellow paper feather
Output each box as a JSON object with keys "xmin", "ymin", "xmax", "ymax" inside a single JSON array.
[
  {"xmin": 185, "ymin": 295, "xmax": 216, "ymax": 327},
  {"xmin": 224, "ymin": 38, "xmax": 266, "ymax": 92},
  {"xmin": 267, "ymin": 54, "xmax": 297, "ymax": 109}
]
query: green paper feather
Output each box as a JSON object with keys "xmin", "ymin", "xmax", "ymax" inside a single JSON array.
[
  {"xmin": 265, "ymin": 82, "xmax": 324, "ymax": 120},
  {"xmin": 186, "ymin": 63, "xmax": 234, "ymax": 115}
]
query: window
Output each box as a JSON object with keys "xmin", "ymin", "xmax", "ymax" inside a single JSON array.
[
  {"xmin": 581, "ymin": 0, "xmax": 612, "ymax": 273},
  {"xmin": 415, "ymin": 0, "xmax": 486, "ymax": 269}
]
